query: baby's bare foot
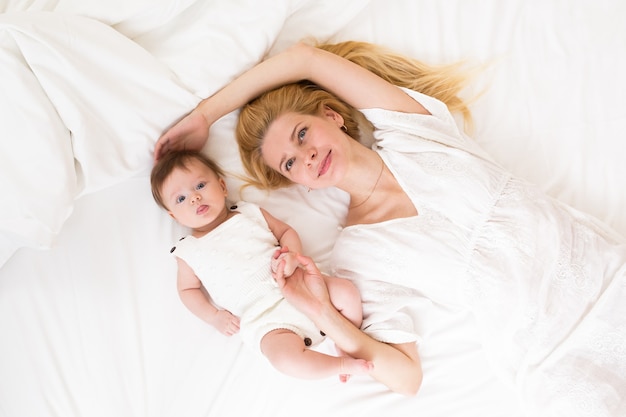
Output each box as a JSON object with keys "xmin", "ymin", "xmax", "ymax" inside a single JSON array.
[{"xmin": 339, "ymin": 357, "xmax": 374, "ymax": 383}]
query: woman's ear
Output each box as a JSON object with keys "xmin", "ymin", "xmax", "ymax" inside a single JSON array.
[
  {"xmin": 219, "ymin": 177, "xmax": 228, "ymax": 196},
  {"xmin": 322, "ymin": 105, "xmax": 344, "ymax": 128}
]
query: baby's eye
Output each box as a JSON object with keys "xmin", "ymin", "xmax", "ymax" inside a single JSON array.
[
  {"xmin": 195, "ymin": 182, "xmax": 206, "ymax": 190},
  {"xmin": 285, "ymin": 158, "xmax": 295, "ymax": 172},
  {"xmin": 297, "ymin": 127, "xmax": 307, "ymax": 143},
  {"xmin": 176, "ymin": 195, "xmax": 186, "ymax": 204}
]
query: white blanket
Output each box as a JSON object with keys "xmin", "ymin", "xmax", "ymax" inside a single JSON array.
[{"xmin": 1, "ymin": 1, "xmax": 625, "ymax": 416}]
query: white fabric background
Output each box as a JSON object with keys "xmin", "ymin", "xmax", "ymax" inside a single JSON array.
[{"xmin": 1, "ymin": 1, "xmax": 625, "ymax": 416}]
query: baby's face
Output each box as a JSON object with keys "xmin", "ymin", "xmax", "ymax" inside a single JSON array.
[{"xmin": 161, "ymin": 159, "xmax": 228, "ymax": 230}]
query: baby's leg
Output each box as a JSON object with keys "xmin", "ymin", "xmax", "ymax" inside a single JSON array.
[
  {"xmin": 260, "ymin": 329, "xmax": 372, "ymax": 380},
  {"xmin": 323, "ymin": 275, "xmax": 365, "ymax": 382},
  {"xmin": 324, "ymin": 275, "xmax": 363, "ymax": 328}
]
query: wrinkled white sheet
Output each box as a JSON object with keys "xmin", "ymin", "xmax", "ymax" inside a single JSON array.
[{"xmin": 1, "ymin": 1, "xmax": 625, "ymax": 416}]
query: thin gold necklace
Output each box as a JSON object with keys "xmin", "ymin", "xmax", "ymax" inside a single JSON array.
[{"xmin": 349, "ymin": 156, "xmax": 385, "ymax": 209}]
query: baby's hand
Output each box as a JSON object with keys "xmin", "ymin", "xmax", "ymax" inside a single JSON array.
[
  {"xmin": 271, "ymin": 249, "xmax": 299, "ymax": 277},
  {"xmin": 212, "ymin": 309, "xmax": 240, "ymax": 336}
]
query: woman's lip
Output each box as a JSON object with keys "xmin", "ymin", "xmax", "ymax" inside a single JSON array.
[
  {"xmin": 318, "ymin": 150, "xmax": 331, "ymax": 177},
  {"xmin": 196, "ymin": 205, "xmax": 208, "ymax": 215}
]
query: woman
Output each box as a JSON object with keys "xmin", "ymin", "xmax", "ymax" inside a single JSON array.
[{"xmin": 154, "ymin": 41, "xmax": 626, "ymax": 414}]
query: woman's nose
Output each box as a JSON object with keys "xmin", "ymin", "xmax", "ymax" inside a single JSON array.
[{"xmin": 304, "ymin": 148, "xmax": 317, "ymax": 166}]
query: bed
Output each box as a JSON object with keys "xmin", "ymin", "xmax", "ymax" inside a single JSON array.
[{"xmin": 1, "ymin": 1, "xmax": 625, "ymax": 416}]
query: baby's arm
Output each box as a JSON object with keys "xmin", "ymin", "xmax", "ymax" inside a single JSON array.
[
  {"xmin": 261, "ymin": 208, "xmax": 302, "ymax": 277},
  {"xmin": 271, "ymin": 251, "xmax": 300, "ymax": 277},
  {"xmin": 176, "ymin": 257, "xmax": 240, "ymax": 336}
]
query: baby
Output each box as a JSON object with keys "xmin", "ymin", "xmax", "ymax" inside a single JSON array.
[{"xmin": 150, "ymin": 150, "xmax": 373, "ymax": 381}]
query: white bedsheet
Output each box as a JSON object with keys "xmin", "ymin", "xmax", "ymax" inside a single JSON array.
[{"xmin": 1, "ymin": 1, "xmax": 625, "ymax": 416}]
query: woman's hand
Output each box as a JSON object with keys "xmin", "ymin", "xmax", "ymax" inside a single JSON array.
[
  {"xmin": 273, "ymin": 253, "xmax": 331, "ymax": 320},
  {"xmin": 153, "ymin": 108, "xmax": 211, "ymax": 161}
]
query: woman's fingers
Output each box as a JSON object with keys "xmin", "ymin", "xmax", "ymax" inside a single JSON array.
[
  {"xmin": 153, "ymin": 110, "xmax": 210, "ymax": 161},
  {"xmin": 296, "ymin": 253, "xmax": 320, "ymax": 275}
]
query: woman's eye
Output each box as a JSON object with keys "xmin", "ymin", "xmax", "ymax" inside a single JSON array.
[
  {"xmin": 196, "ymin": 182, "xmax": 205, "ymax": 190},
  {"xmin": 285, "ymin": 158, "xmax": 294, "ymax": 172},
  {"xmin": 297, "ymin": 128, "xmax": 307, "ymax": 143},
  {"xmin": 176, "ymin": 195, "xmax": 186, "ymax": 204}
]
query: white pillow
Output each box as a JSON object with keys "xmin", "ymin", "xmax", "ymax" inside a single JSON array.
[
  {"xmin": 269, "ymin": 0, "xmax": 369, "ymax": 55},
  {"xmin": 0, "ymin": 4, "xmax": 300, "ymax": 267},
  {"xmin": 0, "ymin": 20, "xmax": 75, "ymax": 265},
  {"xmin": 0, "ymin": 0, "xmax": 195, "ymax": 26},
  {"xmin": 131, "ymin": 0, "xmax": 292, "ymax": 97},
  {"xmin": 0, "ymin": 11, "xmax": 198, "ymax": 266}
]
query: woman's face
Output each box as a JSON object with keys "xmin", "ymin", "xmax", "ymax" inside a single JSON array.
[{"xmin": 261, "ymin": 109, "xmax": 350, "ymax": 190}]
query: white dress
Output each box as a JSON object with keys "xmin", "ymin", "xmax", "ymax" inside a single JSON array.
[{"xmin": 330, "ymin": 88, "xmax": 626, "ymax": 416}]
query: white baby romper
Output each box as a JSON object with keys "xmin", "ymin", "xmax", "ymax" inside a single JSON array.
[{"xmin": 171, "ymin": 201, "xmax": 324, "ymax": 351}]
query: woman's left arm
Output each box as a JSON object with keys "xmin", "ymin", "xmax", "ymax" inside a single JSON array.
[{"xmin": 275, "ymin": 253, "xmax": 423, "ymax": 396}]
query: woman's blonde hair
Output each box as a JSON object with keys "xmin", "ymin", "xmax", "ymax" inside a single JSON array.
[{"xmin": 236, "ymin": 40, "xmax": 474, "ymax": 190}]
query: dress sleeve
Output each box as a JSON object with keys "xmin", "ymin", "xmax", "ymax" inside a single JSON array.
[
  {"xmin": 360, "ymin": 87, "xmax": 492, "ymax": 160},
  {"xmin": 356, "ymin": 279, "xmax": 433, "ymax": 345}
]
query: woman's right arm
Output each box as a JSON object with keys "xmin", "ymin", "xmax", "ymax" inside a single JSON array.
[
  {"xmin": 275, "ymin": 254, "xmax": 423, "ymax": 396},
  {"xmin": 155, "ymin": 43, "xmax": 317, "ymax": 160},
  {"xmin": 155, "ymin": 42, "xmax": 429, "ymax": 160},
  {"xmin": 196, "ymin": 42, "xmax": 428, "ymax": 124}
]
